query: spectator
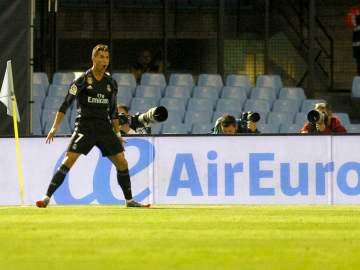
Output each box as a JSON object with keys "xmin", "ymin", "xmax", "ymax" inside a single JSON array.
[{"xmin": 130, "ymin": 49, "xmax": 163, "ymax": 83}]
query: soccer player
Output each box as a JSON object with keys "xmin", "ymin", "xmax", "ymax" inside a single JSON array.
[{"xmin": 36, "ymin": 44, "xmax": 150, "ymax": 208}]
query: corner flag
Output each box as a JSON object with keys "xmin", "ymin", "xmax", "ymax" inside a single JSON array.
[
  {"xmin": 0, "ymin": 60, "xmax": 20, "ymax": 121},
  {"xmin": 0, "ymin": 60, "xmax": 24, "ymax": 205}
]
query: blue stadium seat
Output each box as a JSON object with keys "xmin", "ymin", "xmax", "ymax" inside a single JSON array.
[
  {"xmin": 267, "ymin": 112, "xmax": 295, "ymax": 125},
  {"xmin": 140, "ymin": 73, "xmax": 166, "ymax": 92},
  {"xmin": 278, "ymin": 87, "xmax": 306, "ymax": 101},
  {"xmin": 169, "ymin": 73, "xmax": 194, "ymax": 87},
  {"xmin": 164, "ymin": 85, "xmax": 192, "ymax": 99},
  {"xmin": 33, "ymin": 72, "xmax": 49, "ymax": 87},
  {"xmin": 150, "ymin": 123, "xmax": 162, "ymax": 134},
  {"xmin": 294, "ymin": 112, "xmax": 307, "ymax": 125},
  {"xmin": 47, "ymin": 84, "xmax": 68, "ymax": 97},
  {"xmin": 333, "ymin": 113, "xmax": 351, "ymax": 125},
  {"xmin": 256, "ymin": 75, "xmax": 283, "ymax": 93},
  {"xmin": 162, "ymin": 122, "xmax": 188, "ymax": 134},
  {"xmin": 212, "ymin": 110, "xmax": 241, "ymax": 123},
  {"xmin": 135, "ymin": 85, "xmax": 162, "ymax": 99},
  {"xmin": 279, "ymin": 123, "xmax": 302, "ymax": 134},
  {"xmin": 187, "ymin": 98, "xmax": 215, "ymax": 111},
  {"xmin": 112, "ymin": 73, "xmax": 137, "ymax": 89},
  {"xmin": 52, "ymin": 72, "xmax": 75, "ymax": 85},
  {"xmin": 184, "ymin": 110, "xmax": 212, "ymax": 132},
  {"xmin": 43, "ymin": 96, "xmax": 65, "ymax": 110},
  {"xmin": 192, "ymin": 86, "xmax": 220, "ymax": 100},
  {"xmin": 272, "ymin": 99, "xmax": 301, "ymax": 113},
  {"xmin": 352, "ymin": 76, "xmax": 360, "ymax": 98},
  {"xmin": 301, "ymin": 99, "xmax": 326, "ymax": 113},
  {"xmin": 221, "ymin": 86, "xmax": 249, "ymax": 100},
  {"xmin": 117, "ymin": 86, "xmax": 133, "ymax": 106},
  {"xmin": 250, "ymin": 87, "xmax": 277, "ymax": 101},
  {"xmin": 346, "ymin": 124, "xmax": 360, "ymax": 133},
  {"xmin": 257, "ymin": 123, "xmax": 280, "ymax": 134},
  {"xmin": 130, "ymin": 97, "xmax": 159, "ymax": 113},
  {"xmin": 30, "ymin": 99, "xmax": 43, "ymax": 135},
  {"xmin": 192, "ymin": 123, "xmax": 213, "ymax": 134},
  {"xmin": 32, "ymin": 84, "xmax": 47, "ymax": 99},
  {"xmin": 243, "ymin": 99, "xmax": 272, "ymax": 113},
  {"xmin": 216, "ymin": 98, "xmax": 243, "ymax": 113},
  {"xmin": 226, "ymin": 74, "xmax": 251, "ymax": 89},
  {"xmin": 160, "ymin": 97, "xmax": 187, "ymax": 112},
  {"xmin": 42, "ymin": 109, "xmax": 71, "ymax": 135},
  {"xmin": 166, "ymin": 109, "xmax": 185, "ymax": 123},
  {"xmin": 197, "ymin": 74, "xmax": 223, "ymax": 90}
]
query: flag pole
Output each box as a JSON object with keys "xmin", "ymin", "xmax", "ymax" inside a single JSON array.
[{"xmin": 11, "ymin": 95, "xmax": 24, "ymax": 205}]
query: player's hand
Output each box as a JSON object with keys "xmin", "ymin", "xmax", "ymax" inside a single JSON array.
[{"xmin": 46, "ymin": 127, "xmax": 57, "ymax": 144}]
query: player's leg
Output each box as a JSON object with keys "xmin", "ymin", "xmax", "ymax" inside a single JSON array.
[
  {"xmin": 108, "ymin": 153, "xmax": 150, "ymax": 208},
  {"xmin": 36, "ymin": 152, "xmax": 81, "ymax": 208}
]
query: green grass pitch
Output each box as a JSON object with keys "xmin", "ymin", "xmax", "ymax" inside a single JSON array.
[{"xmin": 0, "ymin": 205, "xmax": 360, "ymax": 270}]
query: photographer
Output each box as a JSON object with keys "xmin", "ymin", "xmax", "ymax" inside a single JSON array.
[
  {"xmin": 212, "ymin": 114, "xmax": 238, "ymax": 134},
  {"xmin": 300, "ymin": 103, "xmax": 347, "ymax": 134},
  {"xmin": 237, "ymin": 112, "xmax": 260, "ymax": 133},
  {"xmin": 117, "ymin": 104, "xmax": 168, "ymax": 135}
]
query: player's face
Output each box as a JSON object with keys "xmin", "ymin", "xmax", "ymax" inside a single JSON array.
[{"xmin": 93, "ymin": 51, "xmax": 109, "ymax": 72}]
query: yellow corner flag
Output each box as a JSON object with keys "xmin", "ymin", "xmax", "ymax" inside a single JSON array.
[{"xmin": 0, "ymin": 60, "xmax": 24, "ymax": 205}]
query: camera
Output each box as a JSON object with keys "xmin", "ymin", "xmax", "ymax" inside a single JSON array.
[
  {"xmin": 120, "ymin": 106, "xmax": 168, "ymax": 134},
  {"xmin": 307, "ymin": 110, "xmax": 328, "ymax": 133},
  {"xmin": 237, "ymin": 111, "xmax": 260, "ymax": 133}
]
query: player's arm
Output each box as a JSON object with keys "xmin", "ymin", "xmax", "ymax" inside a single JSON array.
[
  {"xmin": 46, "ymin": 82, "xmax": 79, "ymax": 144},
  {"xmin": 109, "ymin": 80, "xmax": 125, "ymax": 144}
]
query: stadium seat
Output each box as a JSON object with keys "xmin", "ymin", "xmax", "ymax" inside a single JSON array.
[
  {"xmin": 42, "ymin": 109, "xmax": 71, "ymax": 135},
  {"xmin": 166, "ymin": 109, "xmax": 185, "ymax": 123},
  {"xmin": 226, "ymin": 74, "xmax": 251, "ymax": 89},
  {"xmin": 30, "ymin": 99, "xmax": 43, "ymax": 135},
  {"xmin": 192, "ymin": 123, "xmax": 213, "ymax": 134},
  {"xmin": 257, "ymin": 123, "xmax": 280, "ymax": 133},
  {"xmin": 43, "ymin": 96, "xmax": 65, "ymax": 110},
  {"xmin": 351, "ymin": 76, "xmax": 360, "ymax": 98},
  {"xmin": 52, "ymin": 72, "xmax": 75, "ymax": 85},
  {"xmin": 184, "ymin": 110, "xmax": 212, "ymax": 132},
  {"xmin": 117, "ymin": 86, "xmax": 133, "ymax": 106},
  {"xmin": 130, "ymin": 97, "xmax": 159, "ymax": 113},
  {"xmin": 278, "ymin": 87, "xmax": 306, "ymax": 101},
  {"xmin": 250, "ymin": 87, "xmax": 277, "ymax": 101},
  {"xmin": 32, "ymin": 84, "xmax": 47, "ymax": 98},
  {"xmin": 243, "ymin": 99, "xmax": 272, "ymax": 113},
  {"xmin": 169, "ymin": 73, "xmax": 194, "ymax": 87},
  {"xmin": 135, "ymin": 85, "xmax": 162, "ymax": 99},
  {"xmin": 197, "ymin": 74, "xmax": 223, "ymax": 90},
  {"xmin": 216, "ymin": 98, "xmax": 243, "ymax": 113},
  {"xmin": 33, "ymin": 72, "xmax": 49, "ymax": 87},
  {"xmin": 140, "ymin": 73, "xmax": 166, "ymax": 92},
  {"xmin": 279, "ymin": 123, "xmax": 303, "ymax": 134},
  {"xmin": 112, "ymin": 73, "xmax": 137, "ymax": 89},
  {"xmin": 187, "ymin": 98, "xmax": 215, "ymax": 111},
  {"xmin": 267, "ymin": 112, "xmax": 295, "ymax": 125},
  {"xmin": 221, "ymin": 86, "xmax": 249, "ymax": 100},
  {"xmin": 272, "ymin": 99, "xmax": 301, "ymax": 113},
  {"xmin": 294, "ymin": 112, "xmax": 307, "ymax": 125},
  {"xmin": 47, "ymin": 84, "xmax": 68, "ymax": 97},
  {"xmin": 164, "ymin": 85, "xmax": 192, "ymax": 99},
  {"xmin": 162, "ymin": 122, "xmax": 188, "ymax": 134},
  {"xmin": 256, "ymin": 75, "xmax": 283, "ymax": 93},
  {"xmin": 333, "ymin": 113, "xmax": 351, "ymax": 125},
  {"xmin": 301, "ymin": 99, "xmax": 326, "ymax": 113},
  {"xmin": 192, "ymin": 86, "xmax": 220, "ymax": 101},
  {"xmin": 160, "ymin": 97, "xmax": 187, "ymax": 112},
  {"xmin": 150, "ymin": 123, "xmax": 162, "ymax": 134},
  {"xmin": 212, "ymin": 110, "xmax": 241, "ymax": 123},
  {"xmin": 346, "ymin": 124, "xmax": 360, "ymax": 133}
]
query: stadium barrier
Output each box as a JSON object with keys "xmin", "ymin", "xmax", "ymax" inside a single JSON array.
[{"xmin": 0, "ymin": 135, "xmax": 359, "ymax": 205}]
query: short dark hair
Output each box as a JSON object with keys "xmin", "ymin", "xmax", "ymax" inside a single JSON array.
[
  {"xmin": 92, "ymin": 44, "xmax": 109, "ymax": 58},
  {"xmin": 220, "ymin": 114, "xmax": 237, "ymax": 127},
  {"xmin": 117, "ymin": 104, "xmax": 129, "ymax": 113}
]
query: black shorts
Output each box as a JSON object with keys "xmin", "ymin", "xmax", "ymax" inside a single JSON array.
[{"xmin": 67, "ymin": 119, "xmax": 124, "ymax": 156}]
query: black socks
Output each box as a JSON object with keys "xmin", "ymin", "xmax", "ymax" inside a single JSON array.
[
  {"xmin": 117, "ymin": 169, "xmax": 132, "ymax": 200},
  {"xmin": 46, "ymin": 164, "xmax": 70, "ymax": 198}
]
